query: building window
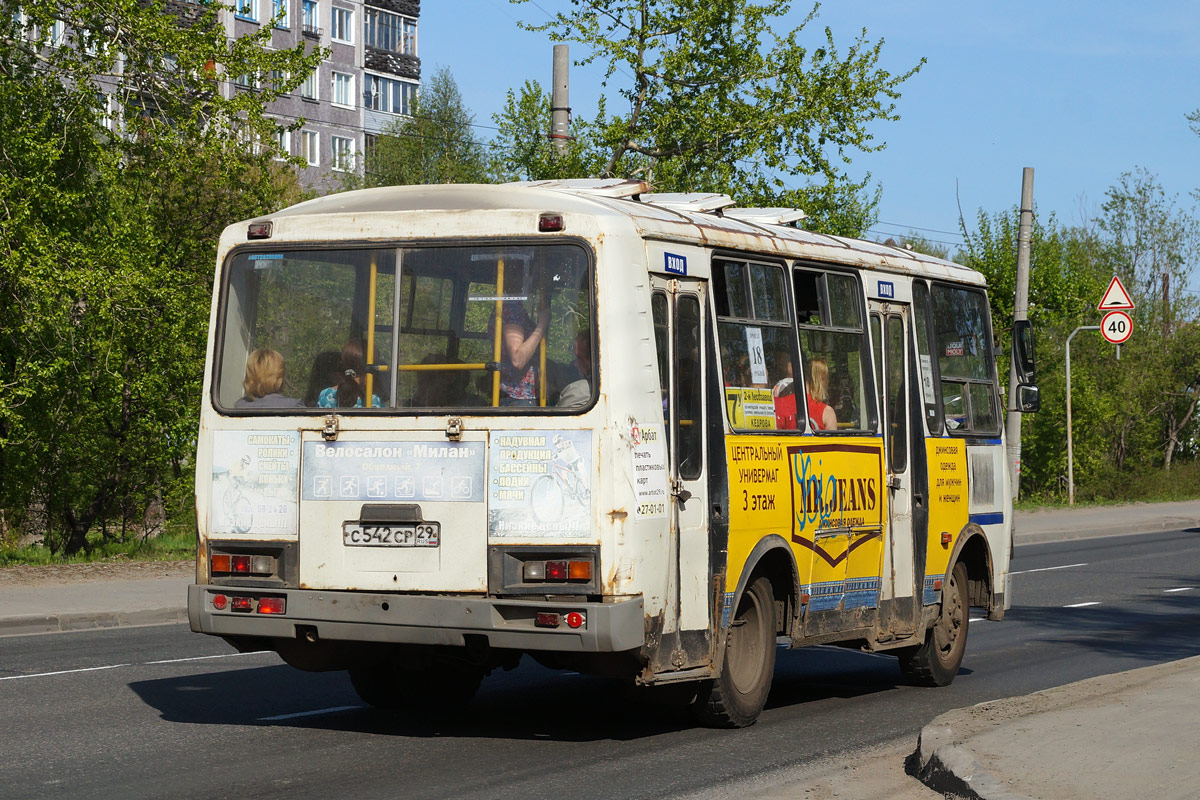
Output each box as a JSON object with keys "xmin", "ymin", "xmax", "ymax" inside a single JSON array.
[
  {"xmin": 330, "ymin": 6, "xmax": 351, "ymax": 43},
  {"xmin": 300, "ymin": 69, "xmax": 318, "ymax": 100},
  {"xmin": 403, "ymin": 18, "xmax": 416, "ymax": 55},
  {"xmin": 331, "ymin": 71, "xmax": 353, "ymax": 107},
  {"xmin": 272, "ymin": 0, "xmax": 288, "ymax": 28},
  {"xmin": 301, "ymin": 0, "xmax": 319, "ymax": 35},
  {"xmin": 235, "ymin": 0, "xmax": 257, "ymax": 21},
  {"xmin": 234, "ymin": 70, "xmax": 259, "ymax": 90},
  {"xmin": 331, "ymin": 135, "xmax": 354, "ymax": 171},
  {"xmin": 48, "ymin": 18, "xmax": 64, "ymax": 47},
  {"xmin": 268, "ymin": 69, "xmax": 288, "ymax": 93},
  {"xmin": 363, "ymin": 8, "xmax": 416, "ymax": 55},
  {"xmin": 273, "ymin": 127, "xmax": 290, "ymax": 159},
  {"xmin": 364, "ymin": 73, "xmax": 416, "ymax": 116},
  {"xmin": 302, "ymin": 130, "xmax": 319, "ymax": 166}
]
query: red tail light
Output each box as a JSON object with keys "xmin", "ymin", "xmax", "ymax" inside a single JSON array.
[
  {"xmin": 257, "ymin": 597, "xmax": 286, "ymax": 615},
  {"xmin": 231, "ymin": 555, "xmax": 251, "ymax": 574},
  {"xmin": 565, "ymin": 611, "xmax": 585, "ymax": 629},
  {"xmin": 231, "ymin": 596, "xmax": 253, "ymax": 612},
  {"xmin": 535, "ymin": 612, "xmax": 561, "ymax": 628},
  {"xmin": 545, "ymin": 561, "xmax": 568, "ymax": 581}
]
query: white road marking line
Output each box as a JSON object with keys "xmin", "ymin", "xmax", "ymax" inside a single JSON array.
[
  {"xmin": 0, "ymin": 663, "xmax": 130, "ymax": 682},
  {"xmin": 1, "ymin": 650, "xmax": 268, "ymax": 682},
  {"xmin": 1064, "ymin": 602, "xmax": 1101, "ymax": 608},
  {"xmin": 1165, "ymin": 587, "xmax": 1195, "ymax": 593},
  {"xmin": 145, "ymin": 651, "xmax": 267, "ymax": 665},
  {"xmin": 1010, "ymin": 563, "xmax": 1087, "ymax": 576},
  {"xmin": 259, "ymin": 705, "xmax": 363, "ymax": 721}
]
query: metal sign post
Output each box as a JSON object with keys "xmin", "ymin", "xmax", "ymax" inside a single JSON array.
[{"xmin": 1066, "ymin": 325, "xmax": 1100, "ymax": 506}]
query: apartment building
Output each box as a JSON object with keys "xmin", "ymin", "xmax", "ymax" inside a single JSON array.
[{"xmin": 223, "ymin": 0, "xmax": 421, "ymax": 190}]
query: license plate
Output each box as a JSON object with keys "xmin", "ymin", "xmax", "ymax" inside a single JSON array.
[{"xmin": 342, "ymin": 522, "xmax": 440, "ymax": 548}]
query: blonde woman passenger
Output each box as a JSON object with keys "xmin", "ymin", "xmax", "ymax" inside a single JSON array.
[
  {"xmin": 236, "ymin": 348, "xmax": 305, "ymax": 409},
  {"xmin": 804, "ymin": 357, "xmax": 838, "ymax": 431}
]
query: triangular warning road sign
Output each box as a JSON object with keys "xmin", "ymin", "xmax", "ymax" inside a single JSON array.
[{"xmin": 1098, "ymin": 276, "xmax": 1134, "ymax": 311}]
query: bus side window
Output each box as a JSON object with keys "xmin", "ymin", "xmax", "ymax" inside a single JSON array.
[
  {"xmin": 713, "ymin": 258, "xmax": 799, "ymax": 432},
  {"xmin": 794, "ymin": 268, "xmax": 874, "ymax": 432},
  {"xmin": 912, "ymin": 281, "xmax": 944, "ymax": 434},
  {"xmin": 652, "ymin": 292, "xmax": 670, "ymax": 428},
  {"xmin": 676, "ymin": 295, "xmax": 703, "ymax": 479},
  {"xmin": 930, "ymin": 284, "xmax": 1000, "ymax": 435}
]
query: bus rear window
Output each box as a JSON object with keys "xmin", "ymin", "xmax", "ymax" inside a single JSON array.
[{"xmin": 214, "ymin": 244, "xmax": 595, "ymax": 412}]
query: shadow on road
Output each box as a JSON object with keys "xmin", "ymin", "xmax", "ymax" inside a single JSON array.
[
  {"xmin": 1006, "ymin": 586, "xmax": 1200, "ymax": 664},
  {"xmin": 128, "ymin": 645, "xmax": 922, "ymax": 741}
]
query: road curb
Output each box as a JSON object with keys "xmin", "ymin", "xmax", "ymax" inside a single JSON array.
[
  {"xmin": 1013, "ymin": 514, "xmax": 1200, "ymax": 546},
  {"xmin": 914, "ymin": 721, "xmax": 1033, "ymax": 800},
  {"xmin": 0, "ymin": 608, "xmax": 189, "ymax": 636}
]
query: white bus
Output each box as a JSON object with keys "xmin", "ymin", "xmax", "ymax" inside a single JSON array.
[{"xmin": 189, "ymin": 179, "xmax": 1037, "ymax": 727}]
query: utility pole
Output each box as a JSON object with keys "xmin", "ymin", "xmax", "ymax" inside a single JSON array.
[
  {"xmin": 550, "ymin": 45, "xmax": 571, "ymax": 157},
  {"xmin": 1006, "ymin": 168, "xmax": 1034, "ymax": 502},
  {"xmin": 1066, "ymin": 325, "xmax": 1100, "ymax": 505}
]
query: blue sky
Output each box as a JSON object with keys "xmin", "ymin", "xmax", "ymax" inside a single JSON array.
[{"xmin": 420, "ymin": 1, "xmax": 1198, "ymax": 256}]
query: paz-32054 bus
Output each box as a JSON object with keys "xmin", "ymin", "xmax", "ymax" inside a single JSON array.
[{"xmin": 188, "ymin": 179, "xmax": 1037, "ymax": 727}]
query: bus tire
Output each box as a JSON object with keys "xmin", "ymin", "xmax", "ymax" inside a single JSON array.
[
  {"xmin": 898, "ymin": 562, "xmax": 969, "ymax": 687},
  {"xmin": 349, "ymin": 661, "xmax": 483, "ymax": 714},
  {"xmin": 692, "ymin": 576, "xmax": 776, "ymax": 728}
]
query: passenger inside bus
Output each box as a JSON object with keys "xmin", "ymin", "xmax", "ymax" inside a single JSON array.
[
  {"xmin": 304, "ymin": 350, "xmax": 341, "ymax": 407},
  {"xmin": 555, "ymin": 330, "xmax": 592, "ymax": 408},
  {"xmin": 772, "ymin": 353, "xmax": 798, "ymax": 430},
  {"xmin": 489, "ymin": 296, "xmax": 550, "ymax": 406},
  {"xmin": 317, "ymin": 338, "xmax": 382, "ymax": 409},
  {"xmin": 805, "ymin": 357, "xmax": 839, "ymax": 431},
  {"xmin": 235, "ymin": 348, "xmax": 305, "ymax": 409}
]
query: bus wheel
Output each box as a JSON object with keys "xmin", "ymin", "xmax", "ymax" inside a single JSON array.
[
  {"xmin": 349, "ymin": 661, "xmax": 484, "ymax": 713},
  {"xmin": 692, "ymin": 576, "xmax": 776, "ymax": 728},
  {"xmin": 898, "ymin": 562, "xmax": 969, "ymax": 687}
]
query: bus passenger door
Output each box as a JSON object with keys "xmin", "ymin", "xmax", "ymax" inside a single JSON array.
[
  {"xmin": 650, "ymin": 277, "xmax": 711, "ymax": 668},
  {"xmin": 870, "ymin": 303, "xmax": 920, "ymax": 636}
]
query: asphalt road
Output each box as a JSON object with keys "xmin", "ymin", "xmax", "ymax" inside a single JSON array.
[{"xmin": 3, "ymin": 528, "xmax": 1199, "ymax": 800}]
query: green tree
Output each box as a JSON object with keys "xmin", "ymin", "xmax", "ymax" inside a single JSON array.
[
  {"xmin": 360, "ymin": 67, "xmax": 490, "ymax": 187},
  {"xmin": 490, "ymin": 80, "xmax": 611, "ymax": 182},
  {"xmin": 960, "ymin": 170, "xmax": 1200, "ymax": 500},
  {"xmin": 0, "ymin": 1, "xmax": 322, "ymax": 554},
  {"xmin": 509, "ymin": 0, "xmax": 922, "ymax": 236}
]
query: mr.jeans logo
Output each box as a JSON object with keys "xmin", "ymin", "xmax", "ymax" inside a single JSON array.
[{"xmin": 787, "ymin": 444, "xmax": 882, "ymax": 566}]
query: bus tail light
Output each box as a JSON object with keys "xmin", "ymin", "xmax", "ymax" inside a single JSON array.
[
  {"xmin": 257, "ymin": 597, "xmax": 286, "ymax": 615},
  {"xmin": 211, "ymin": 554, "xmax": 231, "ymax": 573},
  {"xmin": 231, "ymin": 596, "xmax": 253, "ymax": 612},
  {"xmin": 567, "ymin": 561, "xmax": 592, "ymax": 581},
  {"xmin": 535, "ymin": 612, "xmax": 561, "ymax": 628},
  {"xmin": 231, "ymin": 555, "xmax": 251, "ymax": 574},
  {"xmin": 545, "ymin": 561, "xmax": 568, "ymax": 581},
  {"xmin": 538, "ymin": 213, "xmax": 565, "ymax": 232},
  {"xmin": 212, "ymin": 594, "xmax": 228, "ymax": 610},
  {"xmin": 565, "ymin": 611, "xmax": 585, "ymax": 629}
]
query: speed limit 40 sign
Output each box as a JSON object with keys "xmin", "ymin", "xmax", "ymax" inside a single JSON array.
[{"xmin": 1101, "ymin": 310, "xmax": 1133, "ymax": 344}]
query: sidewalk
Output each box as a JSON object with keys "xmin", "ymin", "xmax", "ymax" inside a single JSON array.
[{"xmin": 2, "ymin": 501, "xmax": 1199, "ymax": 799}]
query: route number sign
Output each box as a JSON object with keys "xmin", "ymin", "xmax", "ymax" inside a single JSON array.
[{"xmin": 1101, "ymin": 310, "xmax": 1133, "ymax": 345}]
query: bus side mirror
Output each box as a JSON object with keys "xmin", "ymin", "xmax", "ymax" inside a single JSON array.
[
  {"xmin": 1012, "ymin": 320, "xmax": 1036, "ymax": 385},
  {"xmin": 1017, "ymin": 383, "xmax": 1040, "ymax": 413}
]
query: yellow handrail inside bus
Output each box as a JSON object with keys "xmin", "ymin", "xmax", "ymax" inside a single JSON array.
[
  {"xmin": 365, "ymin": 255, "xmax": 377, "ymax": 407},
  {"xmin": 539, "ymin": 337, "xmax": 546, "ymax": 406},
  {"xmin": 491, "ymin": 259, "xmax": 504, "ymax": 407}
]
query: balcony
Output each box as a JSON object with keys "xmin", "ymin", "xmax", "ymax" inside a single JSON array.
[{"xmin": 301, "ymin": 23, "xmax": 322, "ymax": 38}]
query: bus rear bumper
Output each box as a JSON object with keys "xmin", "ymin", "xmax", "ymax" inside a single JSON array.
[{"xmin": 187, "ymin": 584, "xmax": 645, "ymax": 653}]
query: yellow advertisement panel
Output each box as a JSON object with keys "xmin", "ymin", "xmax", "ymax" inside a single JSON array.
[
  {"xmin": 924, "ymin": 439, "xmax": 968, "ymax": 601},
  {"xmin": 725, "ymin": 436, "xmax": 885, "ymax": 613},
  {"xmin": 725, "ymin": 387, "xmax": 778, "ymax": 431}
]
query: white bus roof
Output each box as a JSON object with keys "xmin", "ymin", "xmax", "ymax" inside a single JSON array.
[{"xmin": 243, "ymin": 182, "xmax": 984, "ymax": 286}]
